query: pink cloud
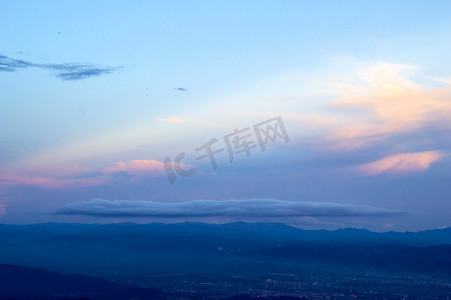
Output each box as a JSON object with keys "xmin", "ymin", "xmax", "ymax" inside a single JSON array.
[
  {"xmin": 354, "ymin": 151, "xmax": 442, "ymax": 176},
  {"xmin": 102, "ymin": 159, "xmax": 165, "ymax": 175},
  {"xmin": 0, "ymin": 158, "xmax": 168, "ymax": 189},
  {"xmin": 318, "ymin": 63, "xmax": 451, "ymax": 151},
  {"xmin": 155, "ymin": 115, "xmax": 183, "ymax": 123}
]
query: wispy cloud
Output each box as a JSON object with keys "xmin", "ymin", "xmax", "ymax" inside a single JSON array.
[
  {"xmin": 253, "ymin": 61, "xmax": 451, "ymax": 178},
  {"xmin": 0, "ymin": 55, "xmax": 32, "ymax": 71},
  {"xmin": 56, "ymin": 198, "xmax": 404, "ymax": 218},
  {"xmin": 0, "ymin": 54, "xmax": 121, "ymax": 81},
  {"xmin": 55, "ymin": 68, "xmax": 117, "ymax": 80},
  {"xmin": 321, "ymin": 62, "xmax": 451, "ymax": 151},
  {"xmin": 0, "ymin": 158, "xmax": 167, "ymax": 189},
  {"xmin": 353, "ymin": 151, "xmax": 442, "ymax": 176}
]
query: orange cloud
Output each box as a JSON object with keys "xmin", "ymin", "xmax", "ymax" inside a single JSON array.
[
  {"xmin": 321, "ymin": 63, "xmax": 451, "ymax": 151},
  {"xmin": 354, "ymin": 151, "xmax": 442, "ymax": 176}
]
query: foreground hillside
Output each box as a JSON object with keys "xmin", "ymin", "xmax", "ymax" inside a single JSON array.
[{"xmin": 0, "ymin": 263, "xmax": 165, "ymax": 300}]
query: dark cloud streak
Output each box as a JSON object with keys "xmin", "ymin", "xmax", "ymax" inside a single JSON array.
[
  {"xmin": 56, "ymin": 68, "xmax": 117, "ymax": 81},
  {"xmin": 0, "ymin": 54, "xmax": 120, "ymax": 81},
  {"xmin": 0, "ymin": 55, "xmax": 32, "ymax": 71}
]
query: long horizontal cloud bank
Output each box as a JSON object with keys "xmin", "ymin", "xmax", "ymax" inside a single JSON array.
[
  {"xmin": 0, "ymin": 54, "xmax": 121, "ymax": 80},
  {"xmin": 56, "ymin": 198, "xmax": 403, "ymax": 218}
]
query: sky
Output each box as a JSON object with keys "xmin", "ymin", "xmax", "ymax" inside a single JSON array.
[{"xmin": 1, "ymin": 1, "xmax": 451, "ymax": 231}]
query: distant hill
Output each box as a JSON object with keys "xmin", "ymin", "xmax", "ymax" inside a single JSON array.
[
  {"xmin": 1, "ymin": 221, "xmax": 450, "ymax": 245},
  {"xmin": 218, "ymin": 221, "xmax": 451, "ymax": 245}
]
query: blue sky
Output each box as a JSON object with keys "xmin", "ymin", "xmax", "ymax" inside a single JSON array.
[{"xmin": 1, "ymin": 1, "xmax": 451, "ymax": 231}]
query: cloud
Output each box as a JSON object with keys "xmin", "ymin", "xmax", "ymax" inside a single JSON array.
[
  {"xmin": 56, "ymin": 198, "xmax": 403, "ymax": 218},
  {"xmin": 193, "ymin": 60, "xmax": 451, "ymax": 164},
  {"xmin": 174, "ymin": 87, "xmax": 187, "ymax": 91},
  {"xmin": 0, "ymin": 55, "xmax": 32, "ymax": 71},
  {"xmin": 0, "ymin": 158, "xmax": 167, "ymax": 189},
  {"xmin": 102, "ymin": 159, "xmax": 165, "ymax": 175},
  {"xmin": 0, "ymin": 54, "xmax": 121, "ymax": 81},
  {"xmin": 353, "ymin": 151, "xmax": 442, "ymax": 176},
  {"xmin": 55, "ymin": 68, "xmax": 117, "ymax": 81},
  {"xmin": 321, "ymin": 62, "xmax": 451, "ymax": 151},
  {"xmin": 155, "ymin": 115, "xmax": 184, "ymax": 123}
]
